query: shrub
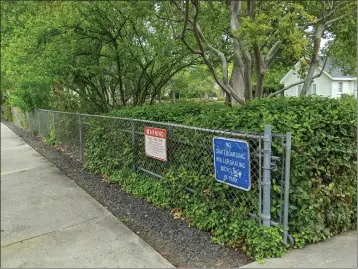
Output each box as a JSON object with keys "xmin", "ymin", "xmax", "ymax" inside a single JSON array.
[
  {"xmin": 48, "ymin": 90, "xmax": 80, "ymax": 113},
  {"xmin": 81, "ymin": 96, "xmax": 356, "ymax": 259},
  {"xmin": 43, "ymin": 126, "xmax": 58, "ymax": 146},
  {"xmin": 110, "ymin": 101, "xmax": 225, "ymax": 124}
]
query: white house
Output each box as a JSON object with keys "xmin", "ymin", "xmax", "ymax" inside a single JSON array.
[{"xmin": 280, "ymin": 58, "xmax": 357, "ymax": 98}]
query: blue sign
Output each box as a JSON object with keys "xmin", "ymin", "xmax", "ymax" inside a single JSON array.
[{"xmin": 213, "ymin": 137, "xmax": 251, "ymax": 191}]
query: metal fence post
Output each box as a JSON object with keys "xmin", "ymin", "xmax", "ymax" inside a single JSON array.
[
  {"xmin": 79, "ymin": 114, "xmax": 83, "ymax": 160},
  {"xmin": 131, "ymin": 120, "xmax": 136, "ymax": 171},
  {"xmin": 37, "ymin": 110, "xmax": 41, "ymax": 135},
  {"xmin": 52, "ymin": 111, "xmax": 56, "ymax": 134},
  {"xmin": 167, "ymin": 126, "xmax": 173, "ymax": 166},
  {"xmin": 262, "ymin": 124, "xmax": 272, "ymax": 227},
  {"xmin": 283, "ymin": 132, "xmax": 292, "ymax": 244},
  {"xmin": 26, "ymin": 112, "xmax": 29, "ymax": 130}
]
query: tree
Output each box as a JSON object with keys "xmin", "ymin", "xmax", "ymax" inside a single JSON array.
[
  {"xmin": 325, "ymin": 6, "xmax": 356, "ymax": 76},
  {"xmin": 4, "ymin": 0, "xmax": 354, "ymax": 110},
  {"xmin": 64, "ymin": 2, "xmax": 198, "ymax": 110},
  {"xmin": 1, "ymin": 1, "xmax": 198, "ymax": 112},
  {"xmin": 298, "ymin": 0, "xmax": 356, "ymax": 96},
  {"xmin": 161, "ymin": 0, "xmax": 310, "ymax": 103},
  {"xmin": 167, "ymin": 65, "xmax": 218, "ymax": 99},
  {"xmin": 1, "ymin": 1, "xmax": 58, "ymax": 111}
]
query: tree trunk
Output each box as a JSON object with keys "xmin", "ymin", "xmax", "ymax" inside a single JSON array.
[
  {"xmin": 225, "ymin": 93, "xmax": 232, "ymax": 107},
  {"xmin": 158, "ymin": 88, "xmax": 162, "ymax": 103},
  {"xmin": 243, "ymin": 61, "xmax": 253, "ymax": 100},
  {"xmin": 255, "ymin": 73, "xmax": 265, "ymax": 98},
  {"xmin": 254, "ymin": 44, "xmax": 265, "ymax": 98},
  {"xmin": 300, "ymin": 23, "xmax": 324, "ymax": 96},
  {"xmin": 150, "ymin": 94, "xmax": 155, "ymax": 105},
  {"xmin": 132, "ymin": 92, "xmax": 138, "ymax": 107},
  {"xmin": 228, "ymin": 63, "xmax": 245, "ymax": 105},
  {"xmin": 169, "ymin": 79, "xmax": 176, "ymax": 104}
]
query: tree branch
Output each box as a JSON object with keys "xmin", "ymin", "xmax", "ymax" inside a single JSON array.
[
  {"xmin": 155, "ymin": 13, "xmax": 183, "ymax": 23},
  {"xmin": 265, "ymin": 40, "xmax": 282, "ymax": 66},
  {"xmin": 180, "ymin": 0, "xmax": 189, "ymax": 39},
  {"xmin": 161, "ymin": 5, "xmax": 182, "ymax": 38},
  {"xmin": 325, "ymin": 15, "xmax": 347, "ymax": 26},
  {"xmin": 172, "ymin": 0, "xmax": 244, "ymax": 103},
  {"xmin": 230, "ymin": 0, "xmax": 245, "ymax": 76},
  {"xmin": 193, "ymin": 0, "xmax": 244, "ymax": 103},
  {"xmin": 181, "ymin": 38, "xmax": 203, "ymax": 54},
  {"xmin": 324, "ymin": 1, "xmax": 347, "ymax": 20},
  {"xmin": 171, "ymin": 0, "xmax": 183, "ymax": 12},
  {"xmin": 177, "ymin": 1, "xmax": 202, "ymax": 54}
]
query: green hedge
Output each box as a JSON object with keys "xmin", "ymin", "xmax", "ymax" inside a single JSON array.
[{"xmin": 81, "ymin": 96, "xmax": 356, "ymax": 260}]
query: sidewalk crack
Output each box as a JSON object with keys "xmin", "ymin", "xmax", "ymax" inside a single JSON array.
[{"xmin": 1, "ymin": 214, "xmax": 111, "ymax": 248}]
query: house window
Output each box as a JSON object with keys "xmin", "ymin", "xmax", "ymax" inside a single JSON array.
[
  {"xmin": 298, "ymin": 85, "xmax": 302, "ymax": 94},
  {"xmin": 338, "ymin": 82, "xmax": 343, "ymax": 93},
  {"xmin": 309, "ymin": 84, "xmax": 316, "ymax": 95}
]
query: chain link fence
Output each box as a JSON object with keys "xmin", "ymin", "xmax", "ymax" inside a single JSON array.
[{"xmin": 11, "ymin": 108, "xmax": 292, "ymax": 244}]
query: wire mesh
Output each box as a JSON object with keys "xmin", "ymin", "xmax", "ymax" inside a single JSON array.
[
  {"xmin": 13, "ymin": 108, "xmax": 289, "ymax": 234},
  {"xmin": 271, "ymin": 135, "xmax": 287, "ymax": 225},
  {"xmin": 38, "ymin": 110, "xmax": 52, "ymax": 138},
  {"xmin": 27, "ymin": 111, "xmax": 37, "ymax": 133},
  {"xmin": 131, "ymin": 119, "xmax": 264, "ymax": 217},
  {"xmin": 11, "ymin": 107, "xmax": 23, "ymax": 127},
  {"xmin": 52, "ymin": 111, "xmax": 81, "ymax": 158}
]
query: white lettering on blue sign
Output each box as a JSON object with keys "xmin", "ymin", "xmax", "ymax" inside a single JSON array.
[{"xmin": 213, "ymin": 137, "xmax": 251, "ymax": 191}]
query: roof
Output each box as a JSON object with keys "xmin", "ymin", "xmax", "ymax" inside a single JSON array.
[
  {"xmin": 280, "ymin": 57, "xmax": 356, "ymax": 84},
  {"xmin": 318, "ymin": 57, "xmax": 355, "ymax": 79}
]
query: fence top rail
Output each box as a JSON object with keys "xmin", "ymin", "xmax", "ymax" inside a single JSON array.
[{"xmin": 36, "ymin": 108, "xmax": 286, "ymax": 139}]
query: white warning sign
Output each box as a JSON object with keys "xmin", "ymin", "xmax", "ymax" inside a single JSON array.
[{"xmin": 144, "ymin": 126, "xmax": 167, "ymax": 162}]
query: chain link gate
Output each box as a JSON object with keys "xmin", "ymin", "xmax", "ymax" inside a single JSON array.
[{"xmin": 12, "ymin": 108, "xmax": 292, "ymax": 245}]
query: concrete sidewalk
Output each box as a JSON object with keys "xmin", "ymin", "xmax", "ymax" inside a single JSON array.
[
  {"xmin": 1, "ymin": 123, "xmax": 173, "ymax": 268},
  {"xmin": 241, "ymin": 230, "xmax": 357, "ymax": 268}
]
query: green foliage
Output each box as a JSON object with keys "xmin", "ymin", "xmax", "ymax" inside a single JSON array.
[
  {"xmin": 1, "ymin": 105, "xmax": 12, "ymax": 121},
  {"xmin": 44, "ymin": 96, "xmax": 356, "ymax": 260},
  {"xmin": 2, "ymin": 0, "xmax": 355, "ymax": 109},
  {"xmin": 261, "ymin": 61, "xmax": 294, "ymax": 94},
  {"xmin": 167, "ymin": 65, "xmax": 219, "ymax": 99},
  {"xmin": 325, "ymin": 14, "xmax": 357, "ymax": 76},
  {"xmin": 48, "ymin": 90, "xmax": 80, "ymax": 113},
  {"xmin": 84, "ymin": 119, "xmax": 133, "ymax": 174},
  {"xmin": 1, "ymin": 1, "xmax": 56, "ymax": 111},
  {"xmin": 107, "ymin": 96, "xmax": 356, "ymax": 245},
  {"xmin": 1, "ymin": 87, "xmax": 13, "ymax": 121},
  {"xmin": 44, "ymin": 128, "xmax": 58, "ymax": 146},
  {"xmin": 9, "ymin": 83, "xmax": 51, "ymax": 112},
  {"xmin": 1, "ymin": 1, "xmax": 197, "ymax": 113},
  {"xmin": 109, "ymin": 169, "xmax": 172, "ymax": 207},
  {"xmin": 110, "ymin": 101, "xmax": 225, "ymax": 124},
  {"xmin": 46, "ymin": 89, "xmax": 107, "ymax": 114},
  {"xmin": 235, "ymin": 1, "xmax": 311, "ymax": 60}
]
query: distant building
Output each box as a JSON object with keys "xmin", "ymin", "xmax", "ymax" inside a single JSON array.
[{"xmin": 280, "ymin": 58, "xmax": 357, "ymax": 97}]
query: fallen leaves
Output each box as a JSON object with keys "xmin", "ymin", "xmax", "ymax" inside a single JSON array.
[
  {"xmin": 170, "ymin": 208, "xmax": 193, "ymax": 223},
  {"xmin": 171, "ymin": 208, "xmax": 183, "ymax": 219}
]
